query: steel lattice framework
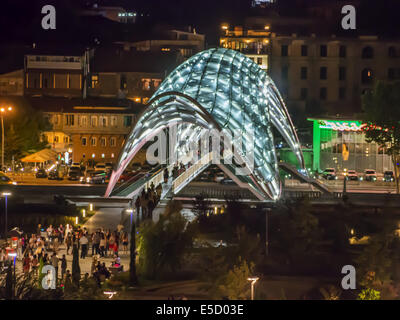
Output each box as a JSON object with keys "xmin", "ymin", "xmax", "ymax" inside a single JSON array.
[{"xmin": 105, "ymin": 48, "xmax": 304, "ymax": 200}]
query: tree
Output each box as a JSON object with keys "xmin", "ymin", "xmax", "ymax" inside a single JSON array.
[
  {"xmin": 138, "ymin": 201, "xmax": 196, "ymax": 279},
  {"xmin": 192, "ymin": 193, "xmax": 211, "ymax": 226},
  {"xmin": 71, "ymin": 245, "xmax": 81, "ymax": 287},
  {"xmin": 202, "ymin": 257, "xmax": 255, "ymax": 300},
  {"xmin": 273, "ymin": 199, "xmax": 320, "ymax": 263},
  {"xmin": 357, "ymin": 288, "xmax": 381, "ymax": 300},
  {"xmin": 362, "ymin": 81, "xmax": 400, "ymax": 193}
]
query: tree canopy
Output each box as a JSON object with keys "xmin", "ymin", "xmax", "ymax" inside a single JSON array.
[
  {"xmin": 362, "ymin": 81, "xmax": 400, "ymax": 193},
  {"xmin": 0, "ymin": 97, "xmax": 50, "ymax": 163}
]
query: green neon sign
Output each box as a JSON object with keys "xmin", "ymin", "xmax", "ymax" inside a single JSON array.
[{"xmin": 317, "ymin": 120, "xmax": 366, "ymax": 131}]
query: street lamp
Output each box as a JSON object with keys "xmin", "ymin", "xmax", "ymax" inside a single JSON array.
[
  {"xmin": 1, "ymin": 106, "xmax": 13, "ymax": 171},
  {"xmin": 2, "ymin": 192, "xmax": 11, "ymax": 240},
  {"xmin": 247, "ymin": 277, "xmax": 259, "ymax": 301}
]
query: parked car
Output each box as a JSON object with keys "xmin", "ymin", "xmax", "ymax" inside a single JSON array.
[
  {"xmin": 95, "ymin": 163, "xmax": 106, "ymax": 172},
  {"xmin": 214, "ymin": 171, "xmax": 225, "ymax": 182},
  {"xmin": 68, "ymin": 168, "xmax": 82, "ymax": 181},
  {"xmin": 383, "ymin": 170, "xmax": 394, "ymax": 182},
  {"xmin": 35, "ymin": 169, "xmax": 47, "ymax": 178},
  {"xmin": 221, "ymin": 177, "xmax": 235, "ymax": 185},
  {"xmin": 0, "ymin": 173, "xmax": 16, "ymax": 185},
  {"xmin": 364, "ymin": 169, "xmax": 377, "ymax": 182},
  {"xmin": 346, "ymin": 170, "xmax": 360, "ymax": 181},
  {"xmin": 86, "ymin": 171, "xmax": 109, "ymax": 184},
  {"xmin": 105, "ymin": 162, "xmax": 113, "ymax": 172},
  {"xmin": 322, "ymin": 168, "xmax": 337, "ymax": 180},
  {"xmin": 48, "ymin": 170, "xmax": 63, "ymax": 180}
]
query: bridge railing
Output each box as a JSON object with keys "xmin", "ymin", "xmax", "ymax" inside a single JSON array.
[{"xmin": 172, "ymin": 152, "xmax": 213, "ymax": 195}]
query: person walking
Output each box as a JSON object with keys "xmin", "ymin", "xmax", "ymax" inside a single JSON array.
[
  {"xmin": 92, "ymin": 231, "xmax": 101, "ymax": 256},
  {"xmin": 66, "ymin": 233, "xmax": 72, "ymax": 255},
  {"xmin": 99, "ymin": 233, "xmax": 106, "ymax": 257},
  {"xmin": 79, "ymin": 234, "xmax": 89, "ymax": 259},
  {"xmin": 51, "ymin": 253, "xmax": 59, "ymax": 281},
  {"xmin": 22, "ymin": 254, "xmax": 31, "ymax": 274},
  {"xmin": 60, "ymin": 254, "xmax": 67, "ymax": 281}
]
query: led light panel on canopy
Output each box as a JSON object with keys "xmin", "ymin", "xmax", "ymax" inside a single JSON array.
[{"xmin": 105, "ymin": 48, "xmax": 304, "ymax": 200}]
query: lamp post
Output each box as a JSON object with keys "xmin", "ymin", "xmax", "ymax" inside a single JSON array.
[
  {"xmin": 1, "ymin": 106, "xmax": 13, "ymax": 171},
  {"xmin": 247, "ymin": 277, "xmax": 259, "ymax": 301},
  {"xmin": 2, "ymin": 192, "xmax": 11, "ymax": 240}
]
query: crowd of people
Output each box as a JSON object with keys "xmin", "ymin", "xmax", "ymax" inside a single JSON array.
[
  {"xmin": 0, "ymin": 223, "xmax": 129, "ymax": 286},
  {"xmin": 134, "ymin": 184, "xmax": 161, "ymax": 221}
]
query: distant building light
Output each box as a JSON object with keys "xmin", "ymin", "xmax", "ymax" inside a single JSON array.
[
  {"xmin": 265, "ymin": 25, "xmax": 270, "ymax": 30},
  {"xmin": 111, "ymin": 153, "xmax": 115, "ymax": 158},
  {"xmin": 161, "ymin": 48, "xmax": 171, "ymax": 52},
  {"xmin": 221, "ymin": 24, "xmax": 229, "ymax": 30},
  {"xmin": 92, "ymin": 153, "xmax": 95, "ymax": 158},
  {"xmin": 101, "ymin": 154, "xmax": 105, "ymax": 158}
]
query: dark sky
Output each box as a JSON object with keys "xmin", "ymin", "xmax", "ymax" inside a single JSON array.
[{"xmin": 1, "ymin": 0, "xmax": 400, "ymax": 47}]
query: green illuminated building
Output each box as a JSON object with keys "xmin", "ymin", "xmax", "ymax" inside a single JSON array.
[{"xmin": 309, "ymin": 117, "xmax": 394, "ymax": 174}]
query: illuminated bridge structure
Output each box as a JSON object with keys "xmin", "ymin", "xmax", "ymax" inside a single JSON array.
[{"xmin": 105, "ymin": 48, "xmax": 306, "ymax": 201}]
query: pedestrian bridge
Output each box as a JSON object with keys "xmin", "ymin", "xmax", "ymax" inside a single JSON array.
[{"xmin": 106, "ymin": 48, "xmax": 307, "ymax": 201}]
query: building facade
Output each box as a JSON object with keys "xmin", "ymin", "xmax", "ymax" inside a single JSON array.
[
  {"xmin": 0, "ymin": 70, "xmax": 24, "ymax": 96},
  {"xmin": 309, "ymin": 117, "xmax": 394, "ymax": 174},
  {"xmin": 220, "ymin": 19, "xmax": 400, "ymax": 116},
  {"xmin": 30, "ymin": 97, "xmax": 143, "ymax": 165},
  {"xmin": 24, "ymin": 51, "xmax": 90, "ymax": 98}
]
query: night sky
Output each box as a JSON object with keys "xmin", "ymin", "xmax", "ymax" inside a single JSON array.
[{"xmin": 1, "ymin": 0, "xmax": 400, "ymax": 46}]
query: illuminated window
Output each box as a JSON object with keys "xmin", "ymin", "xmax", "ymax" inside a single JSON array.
[
  {"xmin": 91, "ymin": 116, "xmax": 98, "ymax": 127},
  {"xmin": 124, "ymin": 116, "xmax": 132, "ymax": 127},
  {"xmin": 361, "ymin": 68, "xmax": 373, "ymax": 84},
  {"xmin": 111, "ymin": 116, "xmax": 117, "ymax": 126},
  {"xmin": 65, "ymin": 115, "xmax": 74, "ymax": 126},
  {"xmin": 91, "ymin": 75, "xmax": 99, "ymax": 88},
  {"xmin": 80, "ymin": 116, "xmax": 87, "ymax": 126}
]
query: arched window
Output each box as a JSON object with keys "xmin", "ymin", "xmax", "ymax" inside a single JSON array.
[
  {"xmin": 388, "ymin": 46, "xmax": 397, "ymax": 58},
  {"xmin": 362, "ymin": 46, "xmax": 374, "ymax": 59},
  {"xmin": 361, "ymin": 68, "xmax": 373, "ymax": 84}
]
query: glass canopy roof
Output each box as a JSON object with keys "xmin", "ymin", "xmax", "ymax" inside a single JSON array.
[{"xmin": 106, "ymin": 48, "xmax": 304, "ymax": 200}]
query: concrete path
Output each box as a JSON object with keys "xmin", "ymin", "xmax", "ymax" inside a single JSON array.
[{"xmin": 84, "ymin": 207, "xmax": 127, "ymax": 233}]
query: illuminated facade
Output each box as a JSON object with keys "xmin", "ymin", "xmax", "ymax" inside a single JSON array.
[
  {"xmin": 220, "ymin": 25, "xmax": 271, "ymax": 71},
  {"xmin": 310, "ymin": 118, "xmax": 394, "ymax": 173},
  {"xmin": 106, "ymin": 48, "xmax": 304, "ymax": 200}
]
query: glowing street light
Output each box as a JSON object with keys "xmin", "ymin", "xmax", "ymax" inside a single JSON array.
[
  {"xmin": 247, "ymin": 277, "xmax": 259, "ymax": 300},
  {"xmin": 75, "ymin": 216, "xmax": 79, "ymax": 225},
  {"xmin": 2, "ymin": 192, "xmax": 11, "ymax": 240},
  {"xmin": 104, "ymin": 291, "xmax": 117, "ymax": 299},
  {"xmin": 0, "ymin": 106, "xmax": 13, "ymax": 170},
  {"xmin": 89, "ymin": 203, "xmax": 94, "ymax": 211},
  {"xmin": 82, "ymin": 209, "xmax": 86, "ymax": 218}
]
